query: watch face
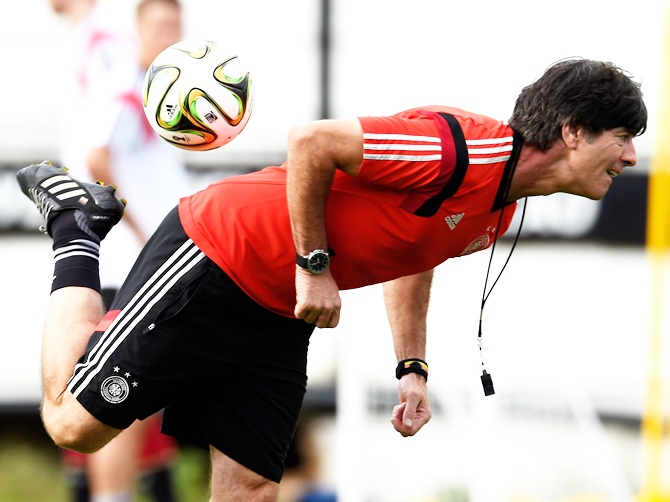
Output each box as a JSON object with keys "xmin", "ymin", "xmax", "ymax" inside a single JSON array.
[{"xmin": 307, "ymin": 251, "xmax": 330, "ymax": 274}]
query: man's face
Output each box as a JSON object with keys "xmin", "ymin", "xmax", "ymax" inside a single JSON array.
[
  {"xmin": 565, "ymin": 127, "xmax": 637, "ymax": 200},
  {"xmin": 48, "ymin": 0, "xmax": 70, "ymax": 14},
  {"xmin": 137, "ymin": 2, "xmax": 182, "ymax": 65}
]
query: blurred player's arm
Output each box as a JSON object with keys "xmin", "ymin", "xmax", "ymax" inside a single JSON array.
[
  {"xmin": 383, "ymin": 270, "xmax": 433, "ymax": 437},
  {"xmin": 286, "ymin": 119, "xmax": 363, "ymax": 328},
  {"xmin": 87, "ymin": 146, "xmax": 147, "ymax": 245}
]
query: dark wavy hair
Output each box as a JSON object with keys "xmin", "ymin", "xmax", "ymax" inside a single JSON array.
[{"xmin": 508, "ymin": 58, "xmax": 647, "ymax": 151}]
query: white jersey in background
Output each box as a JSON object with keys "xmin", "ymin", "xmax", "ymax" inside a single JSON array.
[
  {"xmin": 56, "ymin": 4, "xmax": 136, "ymax": 177},
  {"xmin": 85, "ymin": 68, "xmax": 191, "ymax": 289}
]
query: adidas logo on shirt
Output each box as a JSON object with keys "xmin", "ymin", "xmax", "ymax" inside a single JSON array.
[{"xmin": 445, "ymin": 213, "xmax": 464, "ymax": 230}]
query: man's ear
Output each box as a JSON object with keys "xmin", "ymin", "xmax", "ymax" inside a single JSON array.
[{"xmin": 561, "ymin": 122, "xmax": 581, "ymax": 149}]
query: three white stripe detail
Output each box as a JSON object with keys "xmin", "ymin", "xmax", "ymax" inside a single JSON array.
[
  {"xmin": 40, "ymin": 174, "xmax": 88, "ymax": 201},
  {"xmin": 67, "ymin": 239, "xmax": 206, "ymax": 398},
  {"xmin": 54, "ymin": 239, "xmax": 100, "ymax": 262},
  {"xmin": 467, "ymin": 136, "xmax": 513, "ymax": 164},
  {"xmin": 363, "ymin": 133, "xmax": 442, "ymax": 162},
  {"xmin": 363, "ymin": 133, "xmax": 513, "ymax": 165}
]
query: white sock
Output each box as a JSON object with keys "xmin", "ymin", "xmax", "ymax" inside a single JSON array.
[{"xmin": 91, "ymin": 491, "xmax": 132, "ymax": 502}]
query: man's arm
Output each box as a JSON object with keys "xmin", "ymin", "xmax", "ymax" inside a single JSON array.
[
  {"xmin": 286, "ymin": 118, "xmax": 363, "ymax": 328},
  {"xmin": 87, "ymin": 146, "xmax": 147, "ymax": 245},
  {"xmin": 383, "ymin": 269, "xmax": 434, "ymax": 436}
]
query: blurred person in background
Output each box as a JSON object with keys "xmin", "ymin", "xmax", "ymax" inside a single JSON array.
[
  {"xmin": 47, "ymin": 0, "xmax": 188, "ymax": 501},
  {"xmin": 47, "ymin": 0, "xmax": 136, "ymax": 182},
  {"xmin": 279, "ymin": 412, "xmax": 336, "ymax": 502},
  {"xmin": 85, "ymin": 0, "xmax": 191, "ymax": 292}
]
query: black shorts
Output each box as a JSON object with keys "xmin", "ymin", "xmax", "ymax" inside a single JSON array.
[{"xmin": 67, "ymin": 206, "xmax": 315, "ymax": 482}]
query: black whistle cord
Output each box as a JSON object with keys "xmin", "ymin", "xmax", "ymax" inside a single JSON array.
[{"xmin": 478, "ymin": 196, "xmax": 527, "ymax": 396}]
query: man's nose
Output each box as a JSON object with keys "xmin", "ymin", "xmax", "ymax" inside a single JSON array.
[{"xmin": 622, "ymin": 139, "xmax": 637, "ymax": 167}]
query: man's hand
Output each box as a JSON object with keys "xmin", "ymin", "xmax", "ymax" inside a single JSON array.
[
  {"xmin": 390, "ymin": 373, "xmax": 431, "ymax": 437},
  {"xmin": 294, "ymin": 268, "xmax": 341, "ymax": 328}
]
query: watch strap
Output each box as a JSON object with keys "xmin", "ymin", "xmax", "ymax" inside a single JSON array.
[{"xmin": 296, "ymin": 252, "xmax": 309, "ymax": 269}]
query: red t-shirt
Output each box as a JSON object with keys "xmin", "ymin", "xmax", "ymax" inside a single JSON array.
[{"xmin": 179, "ymin": 106, "xmax": 519, "ymax": 317}]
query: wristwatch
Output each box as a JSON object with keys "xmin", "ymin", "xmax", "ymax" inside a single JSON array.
[{"xmin": 296, "ymin": 249, "xmax": 330, "ymax": 274}]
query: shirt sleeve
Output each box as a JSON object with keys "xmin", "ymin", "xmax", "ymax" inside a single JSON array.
[
  {"xmin": 356, "ymin": 113, "xmax": 459, "ymax": 193},
  {"xmin": 86, "ymin": 72, "xmax": 151, "ymax": 154}
]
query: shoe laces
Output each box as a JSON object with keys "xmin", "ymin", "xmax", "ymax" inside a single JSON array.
[{"xmin": 28, "ymin": 187, "xmax": 55, "ymax": 234}]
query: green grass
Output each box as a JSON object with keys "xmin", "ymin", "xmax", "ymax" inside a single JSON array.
[
  {"xmin": 0, "ymin": 437, "xmax": 69, "ymax": 502},
  {"xmin": 167, "ymin": 447, "xmax": 211, "ymax": 502},
  {"xmin": 0, "ymin": 422, "xmax": 211, "ymax": 502}
]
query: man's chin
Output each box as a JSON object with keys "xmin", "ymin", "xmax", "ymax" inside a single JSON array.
[{"xmin": 584, "ymin": 179, "xmax": 612, "ymax": 200}]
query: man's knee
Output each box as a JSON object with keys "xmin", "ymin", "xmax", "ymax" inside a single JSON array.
[
  {"xmin": 210, "ymin": 447, "xmax": 279, "ymax": 502},
  {"xmin": 41, "ymin": 395, "xmax": 120, "ymax": 453}
]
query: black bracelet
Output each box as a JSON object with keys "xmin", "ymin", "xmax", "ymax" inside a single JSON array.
[{"xmin": 395, "ymin": 358, "xmax": 429, "ymax": 381}]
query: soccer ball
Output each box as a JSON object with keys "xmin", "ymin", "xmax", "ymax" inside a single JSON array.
[{"xmin": 142, "ymin": 39, "xmax": 254, "ymax": 151}]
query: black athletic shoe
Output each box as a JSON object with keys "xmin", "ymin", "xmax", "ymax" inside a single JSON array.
[{"xmin": 16, "ymin": 161, "xmax": 126, "ymax": 238}]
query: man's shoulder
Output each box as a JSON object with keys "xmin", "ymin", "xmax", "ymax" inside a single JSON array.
[
  {"xmin": 391, "ymin": 105, "xmax": 476, "ymax": 117},
  {"xmin": 387, "ymin": 106, "xmax": 512, "ymax": 142}
]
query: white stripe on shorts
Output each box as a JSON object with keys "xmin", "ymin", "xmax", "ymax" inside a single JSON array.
[{"xmin": 67, "ymin": 239, "xmax": 206, "ymax": 398}]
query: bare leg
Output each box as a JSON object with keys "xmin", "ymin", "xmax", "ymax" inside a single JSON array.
[
  {"xmin": 16, "ymin": 163, "xmax": 126, "ymax": 452},
  {"xmin": 40, "ymin": 287, "xmax": 121, "ymax": 452},
  {"xmin": 87, "ymin": 419, "xmax": 151, "ymax": 499},
  {"xmin": 209, "ymin": 447, "xmax": 279, "ymax": 502}
]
